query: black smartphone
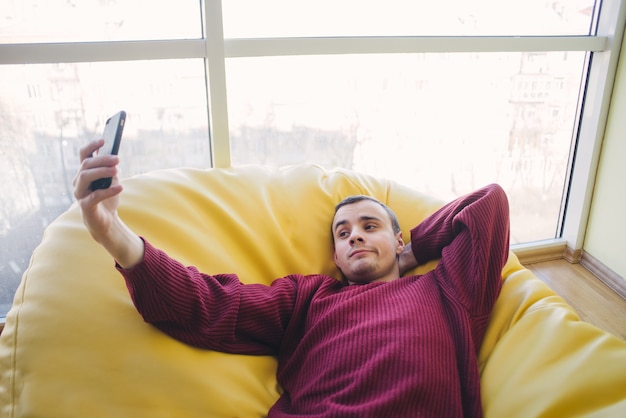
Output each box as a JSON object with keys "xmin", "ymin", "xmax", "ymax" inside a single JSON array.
[{"xmin": 90, "ymin": 110, "xmax": 126, "ymax": 191}]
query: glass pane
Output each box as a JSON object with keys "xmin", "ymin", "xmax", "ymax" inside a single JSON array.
[
  {"xmin": 0, "ymin": 0, "xmax": 201, "ymax": 43},
  {"xmin": 227, "ymin": 52, "xmax": 587, "ymax": 244},
  {"xmin": 0, "ymin": 59, "xmax": 211, "ymax": 317},
  {"xmin": 223, "ymin": 0, "xmax": 597, "ymax": 37}
]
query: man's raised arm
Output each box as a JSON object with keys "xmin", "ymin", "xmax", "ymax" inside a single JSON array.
[{"xmin": 73, "ymin": 139, "xmax": 144, "ymax": 269}]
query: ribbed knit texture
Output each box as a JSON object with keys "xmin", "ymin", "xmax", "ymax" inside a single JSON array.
[{"xmin": 120, "ymin": 184, "xmax": 510, "ymax": 417}]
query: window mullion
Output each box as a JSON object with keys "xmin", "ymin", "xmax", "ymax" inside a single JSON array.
[
  {"xmin": 0, "ymin": 36, "xmax": 606, "ymax": 66},
  {"xmin": 223, "ymin": 35, "xmax": 607, "ymax": 58},
  {"xmin": 0, "ymin": 39, "xmax": 206, "ymax": 64},
  {"xmin": 204, "ymin": 0, "xmax": 231, "ymax": 168}
]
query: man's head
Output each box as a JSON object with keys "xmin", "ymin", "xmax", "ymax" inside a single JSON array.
[{"xmin": 331, "ymin": 196, "xmax": 404, "ymax": 285}]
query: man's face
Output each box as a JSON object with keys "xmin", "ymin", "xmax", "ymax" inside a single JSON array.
[{"xmin": 332, "ymin": 200, "xmax": 404, "ymax": 285}]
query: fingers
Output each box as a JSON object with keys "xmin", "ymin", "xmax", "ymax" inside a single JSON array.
[
  {"xmin": 74, "ymin": 166, "xmax": 119, "ymax": 198},
  {"xmin": 79, "ymin": 184, "xmax": 123, "ymax": 208},
  {"xmin": 79, "ymin": 138, "xmax": 105, "ymax": 162},
  {"xmin": 73, "ymin": 139, "xmax": 120, "ymax": 200}
]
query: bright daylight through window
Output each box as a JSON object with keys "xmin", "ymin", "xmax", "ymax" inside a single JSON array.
[{"xmin": 0, "ymin": 0, "xmax": 609, "ymax": 318}]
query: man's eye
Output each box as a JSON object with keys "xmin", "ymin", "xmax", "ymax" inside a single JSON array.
[
  {"xmin": 365, "ymin": 224, "xmax": 376, "ymax": 230},
  {"xmin": 338, "ymin": 231, "xmax": 349, "ymax": 238}
]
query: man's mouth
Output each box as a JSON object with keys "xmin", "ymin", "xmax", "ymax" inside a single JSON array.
[{"xmin": 349, "ymin": 249, "xmax": 371, "ymax": 258}]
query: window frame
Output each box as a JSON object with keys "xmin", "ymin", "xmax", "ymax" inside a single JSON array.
[{"xmin": 0, "ymin": 0, "xmax": 624, "ymax": 259}]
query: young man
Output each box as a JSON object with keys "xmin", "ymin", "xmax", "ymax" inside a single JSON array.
[{"xmin": 74, "ymin": 139, "xmax": 510, "ymax": 417}]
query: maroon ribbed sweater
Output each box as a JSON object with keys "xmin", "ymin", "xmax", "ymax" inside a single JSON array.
[{"xmin": 120, "ymin": 184, "xmax": 509, "ymax": 417}]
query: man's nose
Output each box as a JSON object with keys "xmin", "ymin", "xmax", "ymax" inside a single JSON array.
[{"xmin": 349, "ymin": 230, "xmax": 365, "ymax": 244}]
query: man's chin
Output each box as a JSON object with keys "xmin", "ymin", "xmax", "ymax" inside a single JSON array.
[{"xmin": 345, "ymin": 269, "xmax": 377, "ymax": 285}]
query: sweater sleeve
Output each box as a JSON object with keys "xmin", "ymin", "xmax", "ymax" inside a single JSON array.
[
  {"xmin": 410, "ymin": 183, "xmax": 510, "ymax": 316},
  {"xmin": 118, "ymin": 240, "xmax": 297, "ymax": 355}
]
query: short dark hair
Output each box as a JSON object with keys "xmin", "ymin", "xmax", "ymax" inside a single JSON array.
[{"xmin": 333, "ymin": 195, "xmax": 402, "ymax": 235}]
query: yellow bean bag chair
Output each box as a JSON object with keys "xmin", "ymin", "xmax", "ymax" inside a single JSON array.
[{"xmin": 1, "ymin": 165, "xmax": 625, "ymax": 417}]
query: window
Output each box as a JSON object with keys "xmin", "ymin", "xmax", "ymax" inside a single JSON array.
[
  {"xmin": 221, "ymin": 0, "xmax": 595, "ymax": 37},
  {"xmin": 227, "ymin": 51, "xmax": 586, "ymax": 243},
  {"xmin": 0, "ymin": 59, "xmax": 211, "ymax": 316},
  {"xmin": 1, "ymin": 0, "xmax": 201, "ymax": 43},
  {"xmin": 1, "ymin": 0, "xmax": 623, "ymax": 318}
]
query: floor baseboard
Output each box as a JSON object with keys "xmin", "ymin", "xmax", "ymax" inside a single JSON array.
[
  {"xmin": 512, "ymin": 240, "xmax": 567, "ymax": 265},
  {"xmin": 580, "ymin": 250, "xmax": 626, "ymax": 301}
]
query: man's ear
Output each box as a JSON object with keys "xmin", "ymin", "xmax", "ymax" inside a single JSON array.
[{"xmin": 395, "ymin": 231, "xmax": 404, "ymax": 255}]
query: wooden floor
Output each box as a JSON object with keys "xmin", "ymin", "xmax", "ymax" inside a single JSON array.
[{"xmin": 526, "ymin": 259, "xmax": 626, "ymax": 340}]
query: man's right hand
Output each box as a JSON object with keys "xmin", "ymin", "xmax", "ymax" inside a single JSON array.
[
  {"xmin": 73, "ymin": 139, "xmax": 145, "ymax": 269},
  {"xmin": 74, "ymin": 139, "xmax": 122, "ymax": 242}
]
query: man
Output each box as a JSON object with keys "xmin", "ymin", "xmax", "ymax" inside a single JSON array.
[{"xmin": 74, "ymin": 139, "xmax": 510, "ymax": 417}]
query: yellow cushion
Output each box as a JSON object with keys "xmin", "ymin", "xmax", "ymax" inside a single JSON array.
[{"xmin": 1, "ymin": 165, "xmax": 625, "ymax": 417}]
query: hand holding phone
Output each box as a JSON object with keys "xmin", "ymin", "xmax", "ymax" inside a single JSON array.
[{"xmin": 90, "ymin": 111, "xmax": 126, "ymax": 191}]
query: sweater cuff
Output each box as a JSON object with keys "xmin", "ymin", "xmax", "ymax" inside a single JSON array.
[{"xmin": 115, "ymin": 236, "xmax": 152, "ymax": 275}]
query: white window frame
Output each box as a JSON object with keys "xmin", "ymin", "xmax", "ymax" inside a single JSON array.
[{"xmin": 0, "ymin": 0, "xmax": 624, "ymax": 255}]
